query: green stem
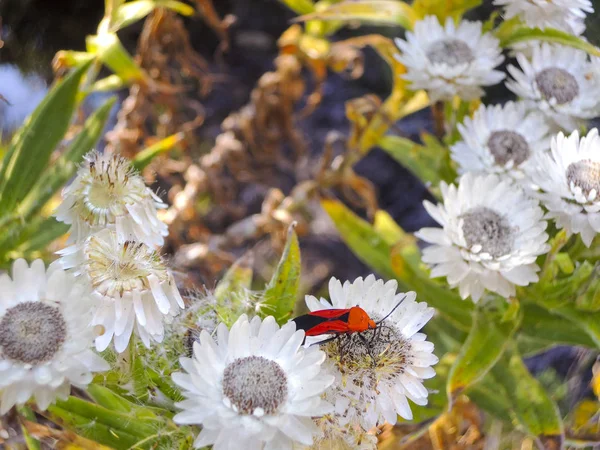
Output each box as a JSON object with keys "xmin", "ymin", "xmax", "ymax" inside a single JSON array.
[
  {"xmin": 17, "ymin": 405, "xmax": 41, "ymax": 450},
  {"xmin": 540, "ymin": 229, "xmax": 568, "ymax": 284}
]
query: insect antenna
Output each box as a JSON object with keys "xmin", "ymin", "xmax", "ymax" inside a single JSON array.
[{"xmin": 375, "ymin": 297, "xmax": 405, "ymax": 325}]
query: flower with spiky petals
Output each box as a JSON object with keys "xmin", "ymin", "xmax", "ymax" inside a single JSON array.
[
  {"xmin": 394, "ymin": 16, "xmax": 504, "ymax": 102},
  {"xmin": 527, "ymin": 128, "xmax": 600, "ymax": 247},
  {"xmin": 55, "ymin": 151, "xmax": 168, "ymax": 247},
  {"xmin": 171, "ymin": 315, "xmax": 334, "ymax": 450},
  {"xmin": 304, "ymin": 276, "xmax": 437, "ymax": 431},
  {"xmin": 494, "ymin": 0, "xmax": 592, "ymax": 35},
  {"xmin": 451, "ymin": 101, "xmax": 551, "ymax": 181},
  {"xmin": 56, "ymin": 229, "xmax": 184, "ymax": 353},
  {"xmin": 416, "ymin": 173, "xmax": 549, "ymax": 302},
  {"xmin": 0, "ymin": 259, "xmax": 108, "ymax": 414},
  {"xmin": 506, "ymin": 44, "xmax": 600, "ymax": 131}
]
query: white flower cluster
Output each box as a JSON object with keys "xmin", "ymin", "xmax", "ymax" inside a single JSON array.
[
  {"xmin": 55, "ymin": 151, "xmax": 184, "ymax": 352},
  {"xmin": 0, "ymin": 151, "xmax": 184, "ymax": 414},
  {"xmin": 171, "ymin": 276, "xmax": 437, "ymax": 450},
  {"xmin": 393, "ymin": 6, "xmax": 600, "ymax": 303}
]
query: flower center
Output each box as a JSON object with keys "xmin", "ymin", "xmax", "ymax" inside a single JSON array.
[
  {"xmin": 535, "ymin": 67, "xmax": 579, "ymax": 104},
  {"xmin": 222, "ymin": 356, "xmax": 288, "ymax": 415},
  {"xmin": 85, "ymin": 236, "xmax": 166, "ymax": 296},
  {"xmin": 327, "ymin": 321, "xmax": 410, "ymax": 374},
  {"xmin": 566, "ymin": 159, "xmax": 600, "ymax": 198},
  {"xmin": 487, "ymin": 130, "xmax": 530, "ymax": 166},
  {"xmin": 0, "ymin": 302, "xmax": 67, "ymax": 364},
  {"xmin": 461, "ymin": 207, "xmax": 513, "ymax": 257},
  {"xmin": 87, "ymin": 181, "xmax": 116, "ymax": 209},
  {"xmin": 426, "ymin": 39, "xmax": 474, "ymax": 66}
]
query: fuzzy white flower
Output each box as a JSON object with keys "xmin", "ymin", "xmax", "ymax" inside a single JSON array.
[
  {"xmin": 527, "ymin": 128, "xmax": 600, "ymax": 247},
  {"xmin": 171, "ymin": 315, "xmax": 334, "ymax": 450},
  {"xmin": 506, "ymin": 44, "xmax": 600, "ymax": 131},
  {"xmin": 304, "ymin": 276, "xmax": 437, "ymax": 431},
  {"xmin": 416, "ymin": 173, "xmax": 549, "ymax": 302},
  {"xmin": 55, "ymin": 151, "xmax": 168, "ymax": 247},
  {"xmin": 56, "ymin": 229, "xmax": 184, "ymax": 352},
  {"xmin": 394, "ymin": 16, "xmax": 504, "ymax": 102},
  {"xmin": 0, "ymin": 259, "xmax": 108, "ymax": 414},
  {"xmin": 494, "ymin": 0, "xmax": 592, "ymax": 35},
  {"xmin": 451, "ymin": 101, "xmax": 551, "ymax": 180}
]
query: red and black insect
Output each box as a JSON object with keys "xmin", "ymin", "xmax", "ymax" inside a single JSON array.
[
  {"xmin": 292, "ymin": 300, "xmax": 405, "ymax": 363},
  {"xmin": 292, "ymin": 306, "xmax": 377, "ymax": 338}
]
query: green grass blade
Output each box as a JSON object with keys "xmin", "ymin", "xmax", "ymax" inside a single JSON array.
[{"xmin": 0, "ymin": 61, "xmax": 92, "ymax": 216}]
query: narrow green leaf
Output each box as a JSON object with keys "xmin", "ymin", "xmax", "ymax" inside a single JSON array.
[
  {"xmin": 261, "ymin": 223, "xmax": 301, "ymax": 324},
  {"xmin": 9, "ymin": 217, "xmax": 69, "ymax": 256},
  {"xmin": 17, "ymin": 406, "xmax": 42, "ymax": 450},
  {"xmin": 111, "ymin": 0, "xmax": 195, "ymax": 31},
  {"xmin": 295, "ymin": 1, "xmax": 417, "ymax": 29},
  {"xmin": 499, "ymin": 26, "xmax": 600, "ymax": 56},
  {"xmin": 278, "ymin": 0, "xmax": 315, "ymax": 15},
  {"xmin": 447, "ymin": 301, "xmax": 520, "ymax": 405},
  {"xmin": 46, "ymin": 404, "xmax": 140, "ymax": 449},
  {"xmin": 379, "ymin": 134, "xmax": 455, "ymax": 191},
  {"xmin": 520, "ymin": 303, "xmax": 596, "ymax": 348},
  {"xmin": 16, "ymin": 97, "xmax": 116, "ymax": 221},
  {"xmin": 87, "ymin": 384, "xmax": 135, "ymax": 414},
  {"xmin": 51, "ymin": 396, "xmax": 159, "ymax": 438},
  {"xmin": 491, "ymin": 345, "xmax": 564, "ymax": 448},
  {"xmin": 213, "ymin": 252, "xmax": 254, "ymax": 327},
  {"xmin": 87, "ymin": 33, "xmax": 146, "ymax": 83},
  {"xmin": 322, "ymin": 198, "xmax": 397, "ymax": 281},
  {"xmin": 0, "ymin": 61, "xmax": 92, "ymax": 215},
  {"xmin": 467, "ymin": 373, "xmax": 513, "ymax": 423},
  {"xmin": 132, "ymin": 132, "xmax": 185, "ymax": 171},
  {"xmin": 411, "ymin": 0, "xmax": 481, "ymax": 21}
]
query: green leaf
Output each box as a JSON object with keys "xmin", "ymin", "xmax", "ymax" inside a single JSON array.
[
  {"xmin": 447, "ymin": 301, "xmax": 520, "ymax": 406},
  {"xmin": 47, "ymin": 396, "xmax": 172, "ymax": 449},
  {"xmin": 491, "ymin": 345, "xmax": 564, "ymax": 448},
  {"xmin": 0, "ymin": 61, "xmax": 92, "ymax": 216},
  {"xmin": 498, "ymin": 26, "xmax": 600, "ymax": 56},
  {"xmin": 111, "ymin": 0, "xmax": 195, "ymax": 31},
  {"xmin": 214, "ymin": 252, "xmax": 254, "ymax": 327},
  {"xmin": 7, "ymin": 217, "xmax": 68, "ymax": 257},
  {"xmin": 467, "ymin": 373, "xmax": 513, "ymax": 423},
  {"xmin": 278, "ymin": 0, "xmax": 315, "ymax": 15},
  {"xmin": 379, "ymin": 134, "xmax": 455, "ymax": 189},
  {"xmin": 411, "ymin": 0, "xmax": 481, "ymax": 21},
  {"xmin": 87, "ymin": 32, "xmax": 146, "ymax": 83},
  {"xmin": 17, "ymin": 406, "xmax": 42, "ymax": 450},
  {"xmin": 132, "ymin": 132, "xmax": 185, "ymax": 171},
  {"xmin": 520, "ymin": 303, "xmax": 596, "ymax": 349},
  {"xmin": 46, "ymin": 404, "xmax": 139, "ymax": 449},
  {"xmin": 295, "ymin": 1, "xmax": 417, "ymax": 29},
  {"xmin": 15, "ymin": 97, "xmax": 116, "ymax": 221},
  {"xmin": 261, "ymin": 223, "xmax": 301, "ymax": 324},
  {"xmin": 322, "ymin": 198, "xmax": 398, "ymax": 281}
]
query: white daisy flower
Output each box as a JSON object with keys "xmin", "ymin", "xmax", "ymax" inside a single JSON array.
[
  {"xmin": 171, "ymin": 315, "xmax": 334, "ymax": 450},
  {"xmin": 55, "ymin": 151, "xmax": 168, "ymax": 247},
  {"xmin": 450, "ymin": 101, "xmax": 551, "ymax": 180},
  {"xmin": 416, "ymin": 173, "xmax": 550, "ymax": 302},
  {"xmin": 56, "ymin": 229, "xmax": 184, "ymax": 353},
  {"xmin": 494, "ymin": 0, "xmax": 592, "ymax": 35},
  {"xmin": 304, "ymin": 276, "xmax": 437, "ymax": 431},
  {"xmin": 527, "ymin": 128, "xmax": 600, "ymax": 247},
  {"xmin": 0, "ymin": 259, "xmax": 109, "ymax": 414},
  {"xmin": 506, "ymin": 44, "xmax": 600, "ymax": 131},
  {"xmin": 394, "ymin": 16, "xmax": 505, "ymax": 102}
]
